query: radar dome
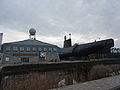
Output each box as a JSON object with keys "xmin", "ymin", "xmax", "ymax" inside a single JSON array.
[{"xmin": 29, "ymin": 28, "xmax": 36, "ymax": 35}]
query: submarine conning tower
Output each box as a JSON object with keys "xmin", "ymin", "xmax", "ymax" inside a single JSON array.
[{"xmin": 63, "ymin": 34, "xmax": 72, "ymax": 48}]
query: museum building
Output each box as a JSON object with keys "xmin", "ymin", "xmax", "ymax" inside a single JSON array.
[{"xmin": 0, "ymin": 28, "xmax": 60, "ymax": 64}]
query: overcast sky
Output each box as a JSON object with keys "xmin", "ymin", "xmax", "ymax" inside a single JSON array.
[{"xmin": 0, "ymin": 0, "xmax": 120, "ymax": 47}]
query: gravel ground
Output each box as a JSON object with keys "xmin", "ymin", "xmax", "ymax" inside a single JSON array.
[{"xmin": 53, "ymin": 75, "xmax": 120, "ymax": 90}]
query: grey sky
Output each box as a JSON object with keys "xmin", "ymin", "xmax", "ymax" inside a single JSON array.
[{"xmin": 0, "ymin": 0, "xmax": 120, "ymax": 47}]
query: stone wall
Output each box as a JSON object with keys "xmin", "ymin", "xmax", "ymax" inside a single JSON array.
[{"xmin": 1, "ymin": 64, "xmax": 120, "ymax": 90}]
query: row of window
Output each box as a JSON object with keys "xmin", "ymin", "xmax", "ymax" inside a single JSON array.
[{"xmin": 5, "ymin": 47, "xmax": 57, "ymax": 52}]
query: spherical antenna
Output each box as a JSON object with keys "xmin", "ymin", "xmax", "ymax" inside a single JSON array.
[
  {"xmin": 29, "ymin": 28, "xmax": 36, "ymax": 40},
  {"xmin": 29, "ymin": 28, "xmax": 36, "ymax": 35}
]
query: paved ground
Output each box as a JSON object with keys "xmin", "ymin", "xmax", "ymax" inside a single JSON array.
[{"xmin": 54, "ymin": 75, "xmax": 120, "ymax": 90}]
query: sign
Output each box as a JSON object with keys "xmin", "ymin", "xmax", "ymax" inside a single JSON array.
[{"xmin": 39, "ymin": 52, "xmax": 46, "ymax": 59}]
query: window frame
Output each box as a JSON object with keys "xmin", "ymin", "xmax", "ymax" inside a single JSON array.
[
  {"xmin": 20, "ymin": 47, "xmax": 24, "ymax": 51},
  {"xmin": 26, "ymin": 47, "xmax": 30, "ymax": 52},
  {"xmin": 53, "ymin": 48, "xmax": 57, "ymax": 51},
  {"xmin": 38, "ymin": 48, "xmax": 42, "ymax": 51},
  {"xmin": 13, "ymin": 46, "xmax": 18, "ymax": 51},
  {"xmin": 5, "ymin": 46, "xmax": 11, "ymax": 51},
  {"xmin": 32, "ymin": 47, "xmax": 37, "ymax": 52},
  {"xmin": 43, "ymin": 48, "xmax": 47, "ymax": 51}
]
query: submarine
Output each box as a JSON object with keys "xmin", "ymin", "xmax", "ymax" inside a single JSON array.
[{"xmin": 59, "ymin": 34, "xmax": 114, "ymax": 60}]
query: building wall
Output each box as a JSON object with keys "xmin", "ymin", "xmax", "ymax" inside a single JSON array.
[
  {"xmin": 0, "ymin": 33, "xmax": 3, "ymax": 52},
  {"xmin": 1, "ymin": 43, "xmax": 59, "ymax": 64},
  {"xmin": 2, "ymin": 54, "xmax": 40, "ymax": 64},
  {"xmin": 0, "ymin": 33, "xmax": 3, "ymax": 46}
]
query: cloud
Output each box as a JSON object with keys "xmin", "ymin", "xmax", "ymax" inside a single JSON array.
[
  {"xmin": 0, "ymin": 0, "xmax": 120, "ymax": 47},
  {"xmin": 0, "ymin": 25, "xmax": 27, "ymax": 43}
]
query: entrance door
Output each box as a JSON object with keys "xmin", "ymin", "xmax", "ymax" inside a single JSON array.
[{"xmin": 21, "ymin": 57, "xmax": 29, "ymax": 63}]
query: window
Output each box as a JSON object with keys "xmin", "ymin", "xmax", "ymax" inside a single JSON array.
[
  {"xmin": 21, "ymin": 57, "xmax": 29, "ymax": 62},
  {"xmin": 38, "ymin": 48, "xmax": 42, "ymax": 51},
  {"xmin": 53, "ymin": 48, "xmax": 57, "ymax": 51},
  {"xmin": 13, "ymin": 47, "xmax": 18, "ymax": 51},
  {"xmin": 20, "ymin": 47, "xmax": 24, "ymax": 51},
  {"xmin": 44, "ymin": 48, "xmax": 47, "ymax": 51},
  {"xmin": 32, "ymin": 47, "xmax": 36, "ymax": 51},
  {"xmin": 49, "ymin": 48, "xmax": 52, "ymax": 51},
  {"xmin": 26, "ymin": 47, "xmax": 30, "ymax": 51},
  {"xmin": 6, "ymin": 47, "xmax": 11, "ymax": 51},
  {"xmin": 5, "ymin": 57, "xmax": 10, "ymax": 62}
]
